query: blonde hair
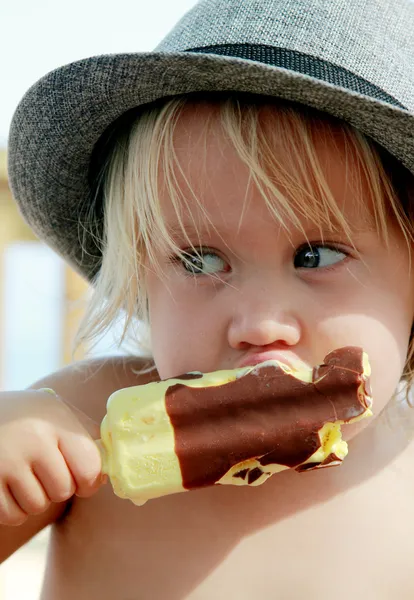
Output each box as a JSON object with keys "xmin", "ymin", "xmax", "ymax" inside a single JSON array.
[{"xmin": 76, "ymin": 93, "xmax": 414, "ymax": 388}]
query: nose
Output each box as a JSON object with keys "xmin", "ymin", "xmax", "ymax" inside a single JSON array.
[{"xmin": 227, "ymin": 290, "xmax": 302, "ymax": 350}]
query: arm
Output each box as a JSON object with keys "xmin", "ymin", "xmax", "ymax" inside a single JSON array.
[
  {"xmin": 0, "ymin": 355, "xmax": 158, "ymax": 563},
  {"xmin": 0, "ymin": 501, "xmax": 67, "ymax": 563}
]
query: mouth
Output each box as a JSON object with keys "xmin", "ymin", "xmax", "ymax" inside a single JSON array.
[{"xmin": 237, "ymin": 352, "xmax": 311, "ymax": 371}]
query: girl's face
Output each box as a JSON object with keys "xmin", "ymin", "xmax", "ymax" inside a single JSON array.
[{"xmin": 145, "ymin": 102, "xmax": 414, "ymax": 437}]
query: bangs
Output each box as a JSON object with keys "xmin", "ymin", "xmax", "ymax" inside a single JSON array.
[{"xmin": 129, "ymin": 94, "xmax": 414, "ymax": 277}]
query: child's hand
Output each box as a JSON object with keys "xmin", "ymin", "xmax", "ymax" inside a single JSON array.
[{"xmin": 0, "ymin": 389, "xmax": 104, "ymax": 526}]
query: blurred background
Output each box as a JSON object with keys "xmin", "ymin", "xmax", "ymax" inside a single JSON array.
[{"xmin": 0, "ymin": 0, "xmax": 197, "ymax": 597}]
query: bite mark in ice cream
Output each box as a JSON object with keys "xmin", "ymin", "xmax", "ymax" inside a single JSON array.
[{"xmin": 98, "ymin": 346, "xmax": 372, "ymax": 505}]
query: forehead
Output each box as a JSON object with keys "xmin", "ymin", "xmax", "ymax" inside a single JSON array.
[{"xmin": 158, "ymin": 99, "xmax": 378, "ymax": 232}]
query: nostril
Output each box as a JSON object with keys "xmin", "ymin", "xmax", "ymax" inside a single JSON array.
[{"xmin": 234, "ymin": 341, "xmax": 251, "ymax": 351}]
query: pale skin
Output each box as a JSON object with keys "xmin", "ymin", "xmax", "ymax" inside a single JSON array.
[{"xmin": 2, "ymin": 102, "xmax": 414, "ymax": 599}]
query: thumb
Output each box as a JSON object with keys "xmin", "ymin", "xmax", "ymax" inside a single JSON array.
[
  {"xmin": 37, "ymin": 387, "xmax": 102, "ymax": 440},
  {"xmin": 60, "ymin": 398, "xmax": 102, "ymax": 441},
  {"xmin": 37, "ymin": 388, "xmax": 108, "ymax": 485},
  {"xmin": 61, "ymin": 400, "xmax": 110, "ymax": 485}
]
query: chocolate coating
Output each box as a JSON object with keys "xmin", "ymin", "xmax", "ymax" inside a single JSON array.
[{"xmin": 165, "ymin": 347, "xmax": 370, "ymax": 490}]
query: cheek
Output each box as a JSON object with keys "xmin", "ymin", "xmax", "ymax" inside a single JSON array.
[
  {"xmin": 147, "ymin": 277, "xmax": 219, "ymax": 379},
  {"xmin": 147, "ymin": 296, "xmax": 185, "ymax": 379},
  {"xmin": 317, "ymin": 312, "xmax": 411, "ymax": 441},
  {"xmin": 315, "ymin": 254, "xmax": 414, "ymax": 425}
]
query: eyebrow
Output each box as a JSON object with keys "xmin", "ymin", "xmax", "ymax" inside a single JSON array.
[
  {"xmin": 166, "ymin": 222, "xmax": 231, "ymax": 239},
  {"xmin": 165, "ymin": 217, "xmax": 379, "ymax": 245}
]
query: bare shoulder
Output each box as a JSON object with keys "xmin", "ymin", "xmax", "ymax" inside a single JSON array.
[{"xmin": 28, "ymin": 355, "xmax": 159, "ymax": 423}]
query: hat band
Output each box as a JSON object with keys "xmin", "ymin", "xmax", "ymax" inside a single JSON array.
[{"xmin": 187, "ymin": 43, "xmax": 405, "ymax": 109}]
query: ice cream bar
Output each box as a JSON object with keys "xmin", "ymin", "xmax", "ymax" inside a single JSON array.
[{"xmin": 98, "ymin": 346, "xmax": 372, "ymax": 505}]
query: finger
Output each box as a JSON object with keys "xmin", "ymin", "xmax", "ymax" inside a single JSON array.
[
  {"xmin": 58, "ymin": 433, "xmax": 103, "ymax": 497},
  {"xmin": 7, "ymin": 468, "xmax": 51, "ymax": 516},
  {"xmin": 0, "ymin": 482, "xmax": 28, "ymax": 526},
  {"xmin": 32, "ymin": 451, "xmax": 76, "ymax": 503}
]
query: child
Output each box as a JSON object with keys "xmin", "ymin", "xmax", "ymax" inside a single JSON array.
[{"xmin": 2, "ymin": 0, "xmax": 414, "ymax": 597}]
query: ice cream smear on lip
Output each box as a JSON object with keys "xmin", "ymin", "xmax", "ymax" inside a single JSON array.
[
  {"xmin": 98, "ymin": 346, "xmax": 372, "ymax": 505},
  {"xmin": 247, "ymin": 355, "xmax": 313, "ymax": 382}
]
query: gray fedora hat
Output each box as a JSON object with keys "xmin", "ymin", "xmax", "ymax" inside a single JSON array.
[{"xmin": 7, "ymin": 0, "xmax": 414, "ymax": 282}]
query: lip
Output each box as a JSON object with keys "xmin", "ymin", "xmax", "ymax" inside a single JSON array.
[{"xmin": 237, "ymin": 352, "xmax": 309, "ymax": 370}]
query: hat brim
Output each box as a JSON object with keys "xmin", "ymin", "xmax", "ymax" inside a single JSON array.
[{"xmin": 7, "ymin": 51, "xmax": 414, "ymax": 281}]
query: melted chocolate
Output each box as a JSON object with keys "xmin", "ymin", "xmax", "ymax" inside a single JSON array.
[{"xmin": 165, "ymin": 347, "xmax": 370, "ymax": 490}]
